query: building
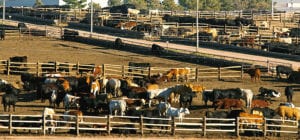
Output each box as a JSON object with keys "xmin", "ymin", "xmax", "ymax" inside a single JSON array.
[{"xmin": 4, "ymin": 0, "xmax": 109, "ymax": 8}]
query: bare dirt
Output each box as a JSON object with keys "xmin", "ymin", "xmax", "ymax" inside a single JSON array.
[{"xmin": 0, "ymin": 37, "xmax": 299, "ymax": 139}]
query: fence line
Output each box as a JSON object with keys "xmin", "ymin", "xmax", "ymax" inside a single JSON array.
[{"xmin": 0, "ymin": 113, "xmax": 298, "ymax": 137}]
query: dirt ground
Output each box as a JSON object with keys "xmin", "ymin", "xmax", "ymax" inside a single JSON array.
[{"xmin": 0, "ymin": 37, "xmax": 299, "ymax": 139}]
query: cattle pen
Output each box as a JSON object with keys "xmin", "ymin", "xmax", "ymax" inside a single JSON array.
[
  {"xmin": 0, "ymin": 113, "xmax": 298, "ymax": 138},
  {"xmin": 0, "ymin": 59, "xmax": 283, "ymax": 82}
]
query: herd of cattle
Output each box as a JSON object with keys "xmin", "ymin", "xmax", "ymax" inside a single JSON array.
[{"xmin": 0, "ymin": 63, "xmax": 299, "ymax": 136}]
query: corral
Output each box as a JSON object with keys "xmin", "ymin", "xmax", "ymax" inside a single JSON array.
[{"xmin": 0, "ymin": 35, "xmax": 299, "ymax": 139}]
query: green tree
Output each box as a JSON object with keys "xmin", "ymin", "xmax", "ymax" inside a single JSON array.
[
  {"xmin": 220, "ymin": 0, "xmax": 235, "ymax": 11},
  {"xmin": 201, "ymin": 0, "xmax": 221, "ymax": 11},
  {"xmin": 63, "ymin": 0, "xmax": 87, "ymax": 19},
  {"xmin": 108, "ymin": 0, "xmax": 122, "ymax": 6},
  {"xmin": 126, "ymin": 0, "xmax": 147, "ymax": 9},
  {"xmin": 33, "ymin": 0, "xmax": 43, "ymax": 8},
  {"xmin": 162, "ymin": 0, "xmax": 183, "ymax": 11},
  {"xmin": 179, "ymin": 0, "xmax": 200, "ymax": 10},
  {"xmin": 147, "ymin": 0, "xmax": 162, "ymax": 10}
]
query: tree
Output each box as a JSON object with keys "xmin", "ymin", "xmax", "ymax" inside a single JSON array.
[
  {"xmin": 126, "ymin": 0, "xmax": 147, "ymax": 10},
  {"xmin": 63, "ymin": 0, "xmax": 87, "ymax": 9},
  {"xmin": 162, "ymin": 0, "xmax": 183, "ymax": 11},
  {"xmin": 220, "ymin": 0, "xmax": 235, "ymax": 11},
  {"xmin": 108, "ymin": 0, "xmax": 122, "ymax": 6},
  {"xmin": 179, "ymin": 0, "xmax": 200, "ymax": 10},
  {"xmin": 201, "ymin": 0, "xmax": 221, "ymax": 11},
  {"xmin": 147, "ymin": 0, "xmax": 163, "ymax": 10},
  {"xmin": 33, "ymin": 0, "xmax": 43, "ymax": 8}
]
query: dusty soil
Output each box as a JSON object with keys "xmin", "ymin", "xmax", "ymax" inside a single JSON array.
[{"xmin": 0, "ymin": 37, "xmax": 299, "ymax": 139}]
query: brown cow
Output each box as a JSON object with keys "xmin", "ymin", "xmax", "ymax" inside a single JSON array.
[
  {"xmin": 115, "ymin": 21, "xmax": 137, "ymax": 30},
  {"xmin": 246, "ymin": 68, "xmax": 261, "ymax": 82},
  {"xmin": 251, "ymin": 99, "xmax": 269, "ymax": 108},
  {"xmin": 165, "ymin": 68, "xmax": 191, "ymax": 82},
  {"xmin": 213, "ymin": 98, "xmax": 244, "ymax": 110},
  {"xmin": 276, "ymin": 106, "xmax": 300, "ymax": 123},
  {"xmin": 239, "ymin": 112, "xmax": 263, "ymax": 129}
]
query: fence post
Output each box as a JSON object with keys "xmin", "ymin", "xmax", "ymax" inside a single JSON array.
[
  {"xmin": 122, "ymin": 65, "xmax": 125, "ymax": 77},
  {"xmin": 267, "ymin": 60, "xmax": 270, "ymax": 74},
  {"xmin": 102, "ymin": 64, "xmax": 106, "ymax": 78},
  {"xmin": 263, "ymin": 118, "xmax": 267, "ymax": 137},
  {"xmin": 76, "ymin": 61, "xmax": 80, "ymax": 75},
  {"xmin": 195, "ymin": 68, "xmax": 198, "ymax": 82},
  {"xmin": 107, "ymin": 115, "xmax": 111, "ymax": 135},
  {"xmin": 9, "ymin": 114, "xmax": 12, "ymax": 135},
  {"xmin": 55, "ymin": 61, "xmax": 58, "ymax": 73},
  {"xmin": 202, "ymin": 116, "xmax": 206, "ymax": 136},
  {"xmin": 42, "ymin": 114, "xmax": 46, "ymax": 136},
  {"xmin": 172, "ymin": 117, "xmax": 175, "ymax": 136},
  {"xmin": 218, "ymin": 67, "xmax": 221, "ymax": 81},
  {"xmin": 236, "ymin": 117, "xmax": 240, "ymax": 137},
  {"xmin": 148, "ymin": 67, "xmax": 151, "ymax": 78},
  {"xmin": 241, "ymin": 65, "xmax": 244, "ymax": 80},
  {"xmin": 7, "ymin": 60, "xmax": 10, "ymax": 75},
  {"xmin": 76, "ymin": 114, "xmax": 79, "ymax": 136},
  {"xmin": 140, "ymin": 115, "xmax": 143, "ymax": 136}
]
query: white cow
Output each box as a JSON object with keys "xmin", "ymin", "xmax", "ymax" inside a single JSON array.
[
  {"xmin": 109, "ymin": 100, "xmax": 127, "ymax": 116},
  {"xmin": 157, "ymin": 102, "xmax": 171, "ymax": 116},
  {"xmin": 43, "ymin": 107, "xmax": 56, "ymax": 134},
  {"xmin": 128, "ymin": 8, "xmax": 140, "ymax": 15},
  {"xmin": 166, "ymin": 107, "xmax": 190, "ymax": 122},
  {"xmin": 63, "ymin": 93, "xmax": 80, "ymax": 111},
  {"xmin": 241, "ymin": 89, "xmax": 254, "ymax": 108},
  {"xmin": 106, "ymin": 78, "xmax": 121, "ymax": 97}
]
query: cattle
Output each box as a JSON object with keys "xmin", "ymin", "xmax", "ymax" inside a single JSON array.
[
  {"xmin": 179, "ymin": 92, "xmax": 196, "ymax": 108},
  {"xmin": 63, "ymin": 93, "xmax": 80, "ymax": 111},
  {"xmin": 151, "ymin": 44, "xmax": 165, "ymax": 56},
  {"xmin": 43, "ymin": 107, "xmax": 57, "ymax": 133},
  {"xmin": 109, "ymin": 100, "xmax": 127, "ymax": 116},
  {"xmin": 213, "ymin": 98, "xmax": 243, "ymax": 110},
  {"xmin": 0, "ymin": 29, "xmax": 5, "ymax": 40},
  {"xmin": 241, "ymin": 89, "xmax": 253, "ymax": 108},
  {"xmin": 9, "ymin": 56, "xmax": 28, "ymax": 74},
  {"xmin": 245, "ymin": 68, "xmax": 261, "ymax": 82},
  {"xmin": 126, "ymin": 86, "xmax": 148, "ymax": 99},
  {"xmin": 90, "ymin": 78, "xmax": 100, "ymax": 96},
  {"xmin": 165, "ymin": 67, "xmax": 191, "ymax": 82},
  {"xmin": 258, "ymin": 87, "xmax": 281, "ymax": 98},
  {"xmin": 276, "ymin": 106, "xmax": 300, "ymax": 123},
  {"xmin": 276, "ymin": 65, "xmax": 293, "ymax": 79},
  {"xmin": 285, "ymin": 86, "xmax": 293, "ymax": 103},
  {"xmin": 238, "ymin": 112, "xmax": 264, "ymax": 129},
  {"xmin": 251, "ymin": 107, "xmax": 276, "ymax": 118},
  {"xmin": 40, "ymin": 83, "xmax": 59, "ymax": 104},
  {"xmin": 166, "ymin": 107, "xmax": 190, "ymax": 122},
  {"xmin": 127, "ymin": 8, "xmax": 140, "ymax": 16},
  {"xmin": 212, "ymin": 88, "xmax": 244, "ymax": 102},
  {"xmin": 62, "ymin": 29, "xmax": 79, "ymax": 40},
  {"xmin": 115, "ymin": 21, "xmax": 137, "ymax": 30},
  {"xmin": 205, "ymin": 110, "xmax": 229, "ymax": 119},
  {"xmin": 114, "ymin": 38, "xmax": 123, "ymax": 48},
  {"xmin": 63, "ymin": 110, "xmax": 83, "ymax": 122},
  {"xmin": 123, "ymin": 98, "xmax": 145, "ymax": 107},
  {"xmin": 2, "ymin": 92, "xmax": 18, "ymax": 112},
  {"xmin": 279, "ymin": 102, "xmax": 295, "ymax": 108},
  {"xmin": 106, "ymin": 78, "xmax": 122, "ymax": 97},
  {"xmin": 288, "ymin": 71, "xmax": 300, "ymax": 83},
  {"xmin": 0, "ymin": 79, "xmax": 8, "ymax": 92},
  {"xmin": 187, "ymin": 84, "xmax": 205, "ymax": 94},
  {"xmin": 79, "ymin": 93, "xmax": 112, "ymax": 114},
  {"xmin": 157, "ymin": 102, "xmax": 171, "ymax": 116},
  {"xmin": 202, "ymin": 89, "xmax": 214, "ymax": 107},
  {"xmin": 49, "ymin": 90, "xmax": 57, "ymax": 108},
  {"xmin": 251, "ymin": 99, "xmax": 270, "ymax": 108}
]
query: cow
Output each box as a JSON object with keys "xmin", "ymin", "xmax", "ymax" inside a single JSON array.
[
  {"xmin": 115, "ymin": 21, "xmax": 137, "ymax": 30},
  {"xmin": 245, "ymin": 68, "xmax": 261, "ymax": 82},
  {"xmin": 114, "ymin": 38, "xmax": 123, "ymax": 48},
  {"xmin": 157, "ymin": 102, "xmax": 171, "ymax": 116},
  {"xmin": 9, "ymin": 56, "xmax": 28, "ymax": 74},
  {"xmin": 63, "ymin": 110, "xmax": 83, "ymax": 123},
  {"xmin": 241, "ymin": 89, "xmax": 253, "ymax": 108},
  {"xmin": 288, "ymin": 71, "xmax": 300, "ymax": 83},
  {"xmin": 62, "ymin": 29, "xmax": 79, "ymax": 40},
  {"xmin": 279, "ymin": 102, "xmax": 295, "ymax": 108},
  {"xmin": 43, "ymin": 107, "xmax": 56, "ymax": 134},
  {"xmin": 238, "ymin": 112, "xmax": 264, "ymax": 129},
  {"xmin": 285, "ymin": 86, "xmax": 293, "ymax": 103},
  {"xmin": 276, "ymin": 106, "xmax": 300, "ymax": 123},
  {"xmin": 258, "ymin": 87, "xmax": 281, "ymax": 98},
  {"xmin": 0, "ymin": 79, "xmax": 8, "ymax": 92},
  {"xmin": 251, "ymin": 107, "xmax": 276, "ymax": 118},
  {"xmin": 151, "ymin": 44, "xmax": 165, "ymax": 56},
  {"xmin": 166, "ymin": 107, "xmax": 190, "ymax": 122},
  {"xmin": 251, "ymin": 99, "xmax": 270, "ymax": 108},
  {"xmin": 2, "ymin": 92, "xmax": 18, "ymax": 112},
  {"xmin": 212, "ymin": 88, "xmax": 244, "ymax": 102},
  {"xmin": 90, "ymin": 78, "xmax": 100, "ymax": 96},
  {"xmin": 276, "ymin": 65, "xmax": 293, "ymax": 79},
  {"xmin": 213, "ymin": 98, "xmax": 243, "ymax": 110},
  {"xmin": 63, "ymin": 93, "xmax": 80, "ymax": 111},
  {"xmin": 106, "ymin": 78, "xmax": 122, "ymax": 97},
  {"xmin": 179, "ymin": 92, "xmax": 196, "ymax": 108},
  {"xmin": 109, "ymin": 99, "xmax": 127, "ymax": 116},
  {"xmin": 202, "ymin": 89, "xmax": 214, "ymax": 107},
  {"xmin": 165, "ymin": 67, "xmax": 191, "ymax": 82}
]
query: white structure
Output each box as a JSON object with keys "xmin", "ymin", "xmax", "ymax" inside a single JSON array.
[{"xmin": 4, "ymin": 0, "xmax": 109, "ymax": 8}]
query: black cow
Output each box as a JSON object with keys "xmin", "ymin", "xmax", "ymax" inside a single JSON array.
[
  {"xmin": 62, "ymin": 29, "xmax": 79, "ymax": 40},
  {"xmin": 251, "ymin": 107, "xmax": 276, "ymax": 118},
  {"xmin": 276, "ymin": 65, "xmax": 293, "ymax": 79},
  {"xmin": 9, "ymin": 56, "xmax": 28, "ymax": 74},
  {"xmin": 202, "ymin": 90, "xmax": 214, "ymax": 107},
  {"xmin": 212, "ymin": 88, "xmax": 243, "ymax": 102},
  {"xmin": 258, "ymin": 87, "xmax": 281, "ymax": 98},
  {"xmin": 114, "ymin": 38, "xmax": 123, "ymax": 48},
  {"xmin": 288, "ymin": 71, "xmax": 300, "ymax": 83},
  {"xmin": 151, "ymin": 44, "xmax": 165, "ymax": 55},
  {"xmin": 284, "ymin": 86, "xmax": 293, "ymax": 103},
  {"xmin": 2, "ymin": 84, "xmax": 19, "ymax": 112},
  {"xmin": 179, "ymin": 92, "xmax": 196, "ymax": 108},
  {"xmin": 21, "ymin": 73, "xmax": 39, "ymax": 91},
  {"xmin": 0, "ymin": 29, "xmax": 5, "ymax": 40}
]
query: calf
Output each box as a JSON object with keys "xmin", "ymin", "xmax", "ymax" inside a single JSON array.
[
  {"xmin": 245, "ymin": 68, "xmax": 261, "ymax": 82},
  {"xmin": 284, "ymin": 86, "xmax": 293, "ymax": 103},
  {"xmin": 258, "ymin": 87, "xmax": 281, "ymax": 98},
  {"xmin": 213, "ymin": 98, "xmax": 243, "ymax": 110},
  {"xmin": 166, "ymin": 107, "xmax": 190, "ymax": 122},
  {"xmin": 251, "ymin": 99, "xmax": 270, "ymax": 108},
  {"xmin": 109, "ymin": 100, "xmax": 127, "ymax": 116}
]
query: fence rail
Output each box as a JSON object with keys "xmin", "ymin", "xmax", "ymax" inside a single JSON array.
[
  {"xmin": 0, "ymin": 113, "xmax": 298, "ymax": 137},
  {"xmin": 0, "ymin": 59, "xmax": 279, "ymax": 81}
]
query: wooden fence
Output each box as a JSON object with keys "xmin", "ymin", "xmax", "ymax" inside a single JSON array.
[
  {"xmin": 0, "ymin": 59, "xmax": 272, "ymax": 81},
  {"xmin": 0, "ymin": 113, "xmax": 298, "ymax": 137}
]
